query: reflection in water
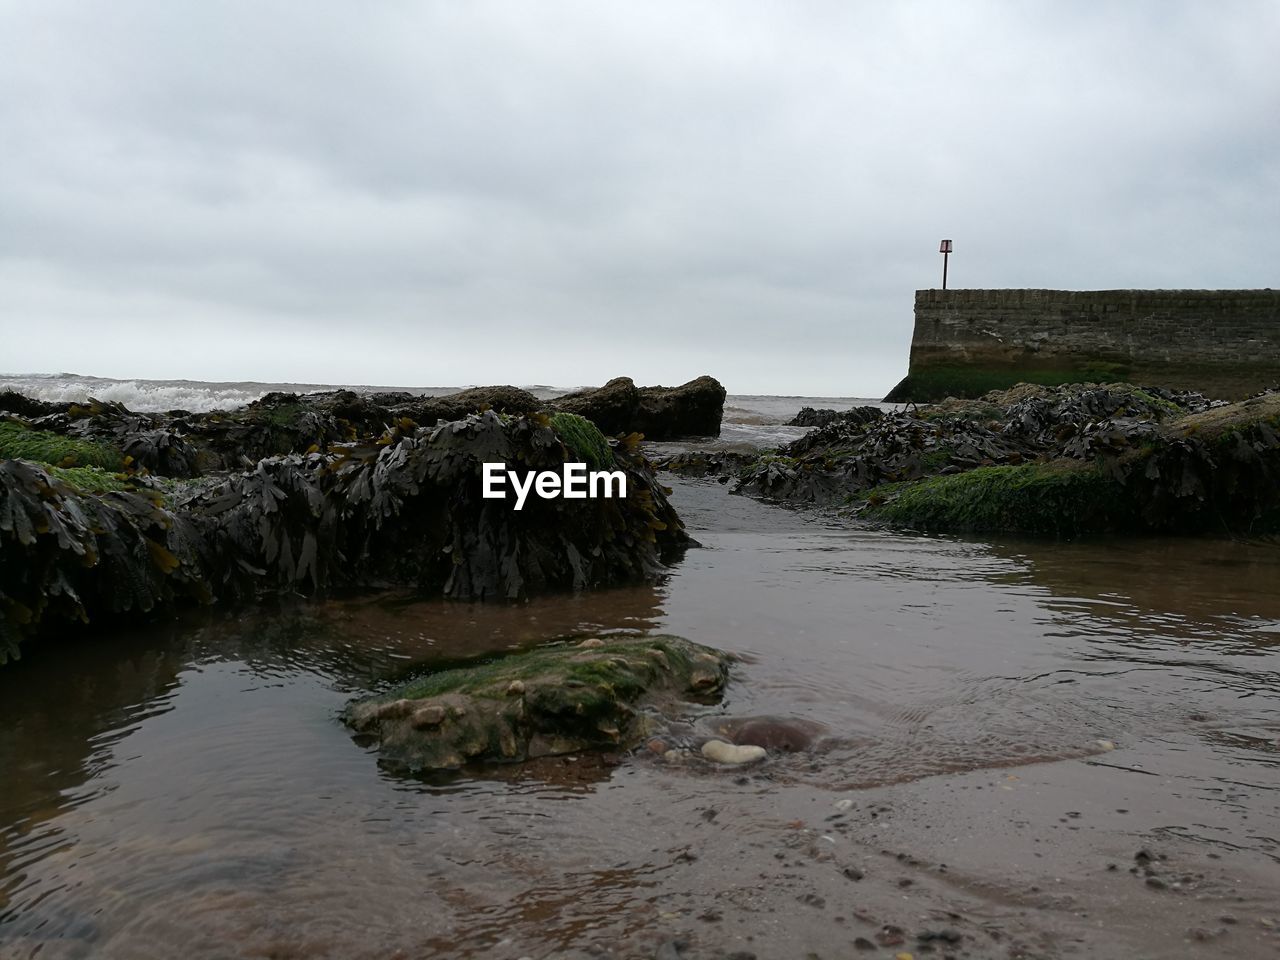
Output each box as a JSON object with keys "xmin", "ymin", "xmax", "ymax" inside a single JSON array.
[{"xmin": 1, "ymin": 478, "xmax": 1278, "ymax": 957}]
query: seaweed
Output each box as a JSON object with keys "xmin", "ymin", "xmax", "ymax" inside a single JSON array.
[
  {"xmin": 726, "ymin": 383, "xmax": 1280, "ymax": 537},
  {"xmin": 862, "ymin": 463, "xmax": 1130, "ymax": 535},
  {"xmin": 343, "ymin": 634, "xmax": 730, "ymax": 771},
  {"xmin": 44, "ymin": 465, "xmax": 134, "ymax": 495},
  {"xmin": 0, "ymin": 459, "xmax": 208, "ymax": 663},
  {"xmin": 2, "ymin": 409, "xmax": 692, "ymax": 661},
  {"xmin": 0, "ymin": 421, "xmax": 124, "ymax": 469},
  {"xmin": 549, "ymin": 412, "xmax": 615, "ymax": 470}
]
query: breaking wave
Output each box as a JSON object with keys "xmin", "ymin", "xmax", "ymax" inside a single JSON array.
[{"xmin": 0, "ymin": 374, "xmax": 274, "ymax": 412}]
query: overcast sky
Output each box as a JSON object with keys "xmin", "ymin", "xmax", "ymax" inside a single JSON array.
[{"xmin": 1, "ymin": 1, "xmax": 1277, "ymax": 396}]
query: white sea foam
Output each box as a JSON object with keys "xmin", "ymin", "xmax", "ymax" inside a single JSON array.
[{"xmin": 0, "ymin": 375, "xmax": 269, "ymax": 412}]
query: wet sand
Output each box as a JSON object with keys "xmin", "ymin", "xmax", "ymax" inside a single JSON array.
[{"xmin": 1, "ymin": 478, "xmax": 1278, "ymax": 958}]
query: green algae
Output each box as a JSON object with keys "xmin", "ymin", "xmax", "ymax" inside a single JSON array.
[
  {"xmin": 862, "ymin": 462, "xmax": 1133, "ymax": 536},
  {"xmin": 0, "ymin": 421, "xmax": 124, "ymax": 470},
  {"xmin": 549, "ymin": 412, "xmax": 614, "ymax": 470},
  {"xmin": 344, "ymin": 634, "xmax": 731, "ymax": 772},
  {"xmin": 371, "ymin": 635, "xmax": 705, "ymax": 704},
  {"xmin": 44, "ymin": 465, "xmax": 133, "ymax": 495}
]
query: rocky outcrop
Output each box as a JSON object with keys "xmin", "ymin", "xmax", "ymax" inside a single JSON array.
[
  {"xmin": 788, "ymin": 407, "xmax": 841, "ymax": 427},
  {"xmin": 550, "ymin": 376, "xmax": 727, "ymax": 440},
  {"xmin": 550, "ymin": 377, "xmax": 643, "ymax": 435},
  {"xmin": 343, "ymin": 634, "xmax": 732, "ymax": 771},
  {"xmin": 0, "ymin": 408, "xmax": 691, "ymax": 662},
  {"xmin": 633, "ymin": 376, "xmax": 727, "ymax": 439},
  {"xmin": 9, "ymin": 378, "xmax": 727, "ymax": 480},
  {"xmin": 393, "ymin": 385, "xmax": 542, "ymax": 425},
  {"xmin": 725, "ymin": 382, "xmax": 1280, "ymax": 537}
]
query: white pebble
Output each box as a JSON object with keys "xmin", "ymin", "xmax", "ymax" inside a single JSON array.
[
  {"xmin": 701, "ymin": 739, "xmax": 767, "ymax": 765},
  {"xmin": 1093, "ymin": 739, "xmax": 1117, "ymax": 752}
]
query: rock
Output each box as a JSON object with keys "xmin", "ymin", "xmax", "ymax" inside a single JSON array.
[
  {"xmin": 736, "ymin": 382, "xmax": 1280, "ymax": 538},
  {"xmin": 578, "ymin": 638, "xmax": 606, "ymax": 648},
  {"xmin": 689, "ymin": 669, "xmax": 722, "ymax": 691},
  {"xmin": 1, "ymin": 408, "xmax": 693, "ymax": 656},
  {"xmin": 393, "ymin": 385, "xmax": 542, "ymax": 425},
  {"xmin": 506, "ymin": 680, "xmax": 525, "ymax": 696},
  {"xmin": 917, "ymin": 929, "xmax": 962, "ymax": 944},
  {"xmin": 551, "ymin": 377, "xmax": 642, "ymax": 435},
  {"xmin": 788, "ymin": 407, "xmax": 841, "ymax": 427},
  {"xmin": 651, "ymin": 448, "xmax": 758, "ymax": 479},
  {"xmin": 633, "ymin": 376, "xmax": 728, "ymax": 439},
  {"xmin": 343, "ymin": 635, "xmax": 733, "ymax": 772},
  {"xmin": 0, "ymin": 389, "xmax": 66, "ymax": 419},
  {"xmin": 411, "ymin": 704, "xmax": 446, "ymax": 728},
  {"xmin": 701, "ymin": 740, "xmax": 767, "ymax": 765},
  {"xmin": 1093, "ymin": 738, "xmax": 1117, "ymax": 751},
  {"xmin": 713, "ymin": 715, "xmax": 826, "ymax": 752},
  {"xmin": 550, "ymin": 375, "xmax": 727, "ymax": 440},
  {"xmin": 378, "ymin": 699, "xmax": 415, "ymax": 719}
]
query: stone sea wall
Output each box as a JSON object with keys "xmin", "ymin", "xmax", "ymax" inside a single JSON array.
[{"xmin": 885, "ymin": 289, "xmax": 1280, "ymax": 401}]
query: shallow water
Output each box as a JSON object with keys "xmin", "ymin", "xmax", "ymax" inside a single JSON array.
[{"xmin": 2, "ymin": 479, "xmax": 1279, "ymax": 958}]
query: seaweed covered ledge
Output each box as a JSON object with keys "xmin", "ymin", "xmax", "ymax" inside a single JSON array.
[
  {"xmin": 661, "ymin": 382, "xmax": 1280, "ymax": 538},
  {"xmin": 0, "ymin": 407, "xmax": 691, "ymax": 663}
]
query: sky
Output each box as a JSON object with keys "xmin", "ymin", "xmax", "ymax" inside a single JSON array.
[{"xmin": 1, "ymin": 1, "xmax": 1277, "ymax": 397}]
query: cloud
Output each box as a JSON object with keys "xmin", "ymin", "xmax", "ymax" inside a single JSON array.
[{"xmin": 1, "ymin": 0, "xmax": 1276, "ymax": 394}]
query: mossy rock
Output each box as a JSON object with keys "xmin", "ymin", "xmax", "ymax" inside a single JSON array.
[
  {"xmin": 344, "ymin": 634, "xmax": 732, "ymax": 771},
  {"xmin": 861, "ymin": 462, "xmax": 1135, "ymax": 536}
]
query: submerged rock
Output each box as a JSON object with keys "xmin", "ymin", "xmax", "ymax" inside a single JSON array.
[
  {"xmin": 344, "ymin": 635, "xmax": 733, "ymax": 771},
  {"xmin": 711, "ymin": 715, "xmax": 827, "ymax": 752}
]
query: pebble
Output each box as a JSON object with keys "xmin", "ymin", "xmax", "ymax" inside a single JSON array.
[
  {"xmin": 701, "ymin": 740, "xmax": 767, "ymax": 765},
  {"xmin": 834, "ymin": 798, "xmax": 854, "ymax": 811},
  {"xmin": 506, "ymin": 680, "xmax": 525, "ymax": 696},
  {"xmin": 1093, "ymin": 738, "xmax": 1117, "ymax": 751},
  {"xmin": 579, "ymin": 638, "xmax": 605, "ymax": 648}
]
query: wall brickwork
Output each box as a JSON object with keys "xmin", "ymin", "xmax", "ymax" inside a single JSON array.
[{"xmin": 886, "ymin": 289, "xmax": 1280, "ymax": 401}]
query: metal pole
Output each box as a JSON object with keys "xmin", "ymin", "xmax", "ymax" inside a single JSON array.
[{"xmin": 942, "ymin": 251, "xmax": 948, "ymax": 290}]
